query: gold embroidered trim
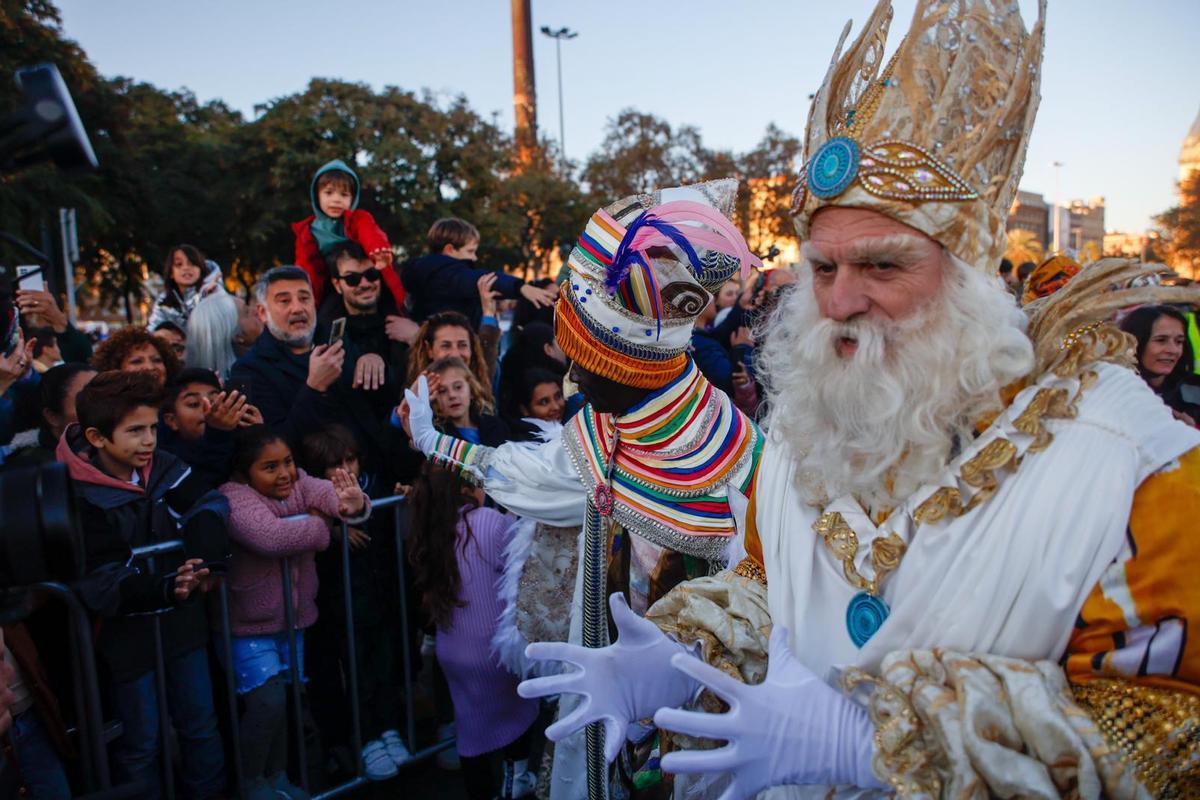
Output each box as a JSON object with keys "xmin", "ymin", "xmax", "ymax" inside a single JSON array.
[
  {"xmin": 909, "ymin": 322, "xmax": 1124, "ymax": 526},
  {"xmin": 910, "ymin": 487, "xmax": 962, "ymax": 525},
  {"xmin": 1072, "ymin": 680, "xmax": 1200, "ymax": 799},
  {"xmin": 732, "ymin": 557, "xmax": 767, "ymax": 585},
  {"xmin": 843, "ymin": 669, "xmax": 943, "ymax": 797},
  {"xmin": 813, "ymin": 512, "xmax": 906, "ymax": 596},
  {"xmin": 858, "ymin": 140, "xmax": 979, "ymax": 203}
]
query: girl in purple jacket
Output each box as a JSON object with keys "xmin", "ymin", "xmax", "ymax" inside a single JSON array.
[
  {"xmin": 408, "ymin": 463, "xmax": 538, "ymax": 800},
  {"xmin": 219, "ymin": 427, "xmax": 369, "ymax": 800}
]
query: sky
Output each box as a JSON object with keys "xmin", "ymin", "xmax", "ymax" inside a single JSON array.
[{"xmin": 55, "ymin": 0, "xmax": 1200, "ymax": 234}]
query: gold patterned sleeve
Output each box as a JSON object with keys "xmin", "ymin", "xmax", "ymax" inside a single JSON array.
[
  {"xmin": 644, "ymin": 569, "xmax": 771, "ymax": 687},
  {"xmin": 844, "ymin": 650, "xmax": 1160, "ymax": 799}
]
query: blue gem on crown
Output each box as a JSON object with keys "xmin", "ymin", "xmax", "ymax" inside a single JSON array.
[{"xmin": 807, "ymin": 136, "xmax": 861, "ymax": 199}]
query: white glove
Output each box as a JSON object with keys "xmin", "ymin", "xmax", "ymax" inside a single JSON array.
[
  {"xmin": 403, "ymin": 375, "xmax": 439, "ymax": 455},
  {"xmin": 517, "ymin": 593, "xmax": 700, "ymax": 763},
  {"xmin": 654, "ymin": 626, "xmax": 883, "ymax": 798}
]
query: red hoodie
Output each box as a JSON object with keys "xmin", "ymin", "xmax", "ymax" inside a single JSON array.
[{"xmin": 292, "ymin": 209, "xmax": 406, "ymax": 308}]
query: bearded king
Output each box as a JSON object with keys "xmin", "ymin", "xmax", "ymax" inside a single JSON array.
[{"xmin": 516, "ymin": 0, "xmax": 1200, "ymax": 797}]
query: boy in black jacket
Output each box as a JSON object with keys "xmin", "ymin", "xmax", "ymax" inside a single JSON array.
[
  {"xmin": 401, "ymin": 217, "xmax": 555, "ymax": 327},
  {"xmin": 58, "ymin": 371, "xmax": 229, "ymax": 800},
  {"xmin": 159, "ymin": 367, "xmax": 260, "ymax": 490}
]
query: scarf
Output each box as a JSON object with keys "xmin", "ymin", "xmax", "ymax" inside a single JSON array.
[{"xmin": 562, "ymin": 358, "xmax": 761, "ymax": 560}]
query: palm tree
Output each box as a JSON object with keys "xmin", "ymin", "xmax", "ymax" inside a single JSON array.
[{"xmin": 1005, "ymin": 229, "xmax": 1045, "ymax": 266}]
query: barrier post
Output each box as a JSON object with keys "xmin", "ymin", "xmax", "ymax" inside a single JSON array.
[
  {"xmin": 338, "ymin": 520, "xmax": 364, "ymax": 777},
  {"xmin": 279, "ymin": 557, "xmax": 309, "ymax": 793},
  {"xmin": 33, "ymin": 582, "xmax": 111, "ymax": 791},
  {"xmin": 148, "ymin": 553, "xmax": 176, "ymax": 800},
  {"xmin": 391, "ymin": 498, "xmax": 418, "ymax": 755},
  {"xmin": 216, "ymin": 581, "xmax": 246, "ymax": 800}
]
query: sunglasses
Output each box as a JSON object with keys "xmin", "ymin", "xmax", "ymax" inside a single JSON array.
[{"xmin": 337, "ymin": 268, "xmax": 382, "ymax": 287}]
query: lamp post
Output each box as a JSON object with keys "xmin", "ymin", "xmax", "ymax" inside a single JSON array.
[
  {"xmin": 1052, "ymin": 160, "xmax": 1064, "ymax": 254},
  {"xmin": 540, "ymin": 25, "xmax": 577, "ymax": 168}
]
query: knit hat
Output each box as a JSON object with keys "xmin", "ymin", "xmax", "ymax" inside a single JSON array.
[
  {"xmin": 555, "ymin": 179, "xmax": 760, "ymax": 389},
  {"xmin": 791, "ymin": 0, "xmax": 1046, "ymax": 272}
]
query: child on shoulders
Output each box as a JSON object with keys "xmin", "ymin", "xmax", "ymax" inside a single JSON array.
[
  {"xmin": 292, "ymin": 159, "xmax": 405, "ymax": 309},
  {"xmin": 401, "ymin": 218, "xmax": 554, "ymax": 327},
  {"xmin": 148, "ymin": 244, "xmax": 227, "ymax": 331}
]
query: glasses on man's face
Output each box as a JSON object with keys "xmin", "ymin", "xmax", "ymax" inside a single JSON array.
[
  {"xmin": 170, "ymin": 344, "xmax": 186, "ymax": 356},
  {"xmin": 337, "ymin": 267, "xmax": 382, "ymax": 287}
]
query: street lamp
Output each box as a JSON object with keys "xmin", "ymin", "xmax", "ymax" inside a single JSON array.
[
  {"xmin": 540, "ymin": 25, "xmax": 578, "ymax": 167},
  {"xmin": 1052, "ymin": 160, "xmax": 1064, "ymax": 253}
]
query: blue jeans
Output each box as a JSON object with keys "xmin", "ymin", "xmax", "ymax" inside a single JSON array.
[
  {"xmin": 110, "ymin": 647, "xmax": 226, "ymax": 800},
  {"xmin": 9, "ymin": 710, "xmax": 71, "ymax": 799}
]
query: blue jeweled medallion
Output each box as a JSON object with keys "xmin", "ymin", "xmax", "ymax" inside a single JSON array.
[
  {"xmin": 846, "ymin": 591, "xmax": 889, "ymax": 647},
  {"xmin": 806, "ymin": 136, "xmax": 861, "ymax": 199}
]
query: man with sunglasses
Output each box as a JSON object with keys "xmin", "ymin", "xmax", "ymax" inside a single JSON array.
[{"xmin": 319, "ymin": 242, "xmax": 417, "ymax": 411}]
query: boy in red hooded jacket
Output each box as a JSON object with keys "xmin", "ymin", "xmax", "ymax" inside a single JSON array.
[{"xmin": 292, "ymin": 159, "xmax": 406, "ymax": 309}]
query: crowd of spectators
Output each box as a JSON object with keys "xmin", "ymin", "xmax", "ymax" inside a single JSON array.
[{"xmin": 0, "ymin": 157, "xmax": 1196, "ymax": 800}]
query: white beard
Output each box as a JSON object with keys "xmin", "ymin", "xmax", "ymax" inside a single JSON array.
[{"xmin": 759, "ymin": 258, "xmax": 1034, "ymax": 509}]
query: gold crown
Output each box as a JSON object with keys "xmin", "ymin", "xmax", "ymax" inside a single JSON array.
[{"xmin": 792, "ymin": 0, "xmax": 1047, "ymax": 272}]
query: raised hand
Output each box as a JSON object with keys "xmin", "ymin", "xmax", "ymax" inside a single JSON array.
[
  {"xmin": 517, "ymin": 593, "xmax": 700, "ymax": 763},
  {"xmin": 477, "ymin": 272, "xmax": 501, "ymax": 317},
  {"xmin": 331, "ymin": 467, "xmax": 366, "ymax": 518},
  {"xmin": 402, "ymin": 375, "xmax": 439, "ymax": 454},
  {"xmin": 306, "ymin": 341, "xmax": 345, "ymax": 392},
  {"xmin": 519, "ymin": 283, "xmax": 556, "ymax": 309},
  {"xmin": 654, "ymin": 626, "xmax": 882, "ymax": 799},
  {"xmin": 205, "ymin": 390, "xmax": 248, "ymax": 431},
  {"xmin": 15, "ymin": 289, "xmax": 68, "ymax": 332},
  {"xmin": 238, "ymin": 403, "xmax": 264, "ymax": 427}
]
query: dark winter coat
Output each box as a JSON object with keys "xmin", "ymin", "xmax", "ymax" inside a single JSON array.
[
  {"xmin": 57, "ymin": 426, "xmax": 229, "ymax": 682},
  {"xmin": 401, "ymin": 254, "xmax": 525, "ymax": 327},
  {"xmin": 228, "ymin": 329, "xmax": 392, "ymax": 478}
]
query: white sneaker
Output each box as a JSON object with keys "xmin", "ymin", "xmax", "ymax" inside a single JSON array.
[
  {"xmin": 435, "ymin": 722, "xmax": 460, "ymax": 770},
  {"xmin": 381, "ymin": 729, "xmax": 411, "ymax": 766},
  {"xmin": 362, "ymin": 739, "xmax": 399, "ymax": 781}
]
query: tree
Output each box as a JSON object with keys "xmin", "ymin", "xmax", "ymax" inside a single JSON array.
[
  {"xmin": 1156, "ymin": 171, "xmax": 1200, "ymax": 279},
  {"xmin": 1005, "ymin": 229, "xmax": 1044, "ymax": 267},
  {"xmin": 236, "ymin": 79, "xmax": 583, "ymax": 281},
  {"xmin": 582, "ymin": 110, "xmax": 709, "ymax": 201},
  {"xmin": 734, "ymin": 124, "xmax": 802, "ymax": 257},
  {"xmin": 1, "ymin": 1, "xmax": 246, "ymax": 315}
]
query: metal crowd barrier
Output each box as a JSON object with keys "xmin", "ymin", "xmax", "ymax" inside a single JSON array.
[{"xmin": 59, "ymin": 493, "xmax": 454, "ymax": 800}]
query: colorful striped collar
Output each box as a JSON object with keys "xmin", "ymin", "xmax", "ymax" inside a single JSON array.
[{"xmin": 562, "ymin": 359, "xmax": 762, "ymax": 560}]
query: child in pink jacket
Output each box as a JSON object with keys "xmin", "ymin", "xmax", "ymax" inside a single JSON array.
[{"xmin": 219, "ymin": 427, "xmax": 370, "ymax": 800}]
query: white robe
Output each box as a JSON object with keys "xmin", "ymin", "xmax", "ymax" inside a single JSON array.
[{"xmin": 751, "ymin": 362, "xmax": 1200, "ymax": 798}]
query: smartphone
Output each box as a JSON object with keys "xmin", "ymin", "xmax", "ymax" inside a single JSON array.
[
  {"xmin": 227, "ymin": 377, "xmax": 253, "ymax": 398},
  {"xmin": 16, "ymin": 265, "xmax": 44, "ymax": 293},
  {"xmin": 329, "ymin": 317, "xmax": 347, "ymax": 346}
]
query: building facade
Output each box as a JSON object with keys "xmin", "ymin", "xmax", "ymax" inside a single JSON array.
[
  {"xmin": 1007, "ymin": 190, "xmax": 1050, "ymax": 248},
  {"xmin": 1067, "ymin": 197, "xmax": 1106, "ymax": 258}
]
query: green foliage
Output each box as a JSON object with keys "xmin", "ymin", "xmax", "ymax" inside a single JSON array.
[
  {"xmin": 1156, "ymin": 171, "xmax": 1200, "ymax": 276},
  {"xmin": 1, "ymin": 2, "xmax": 804, "ymax": 311},
  {"xmin": 582, "ymin": 111, "xmax": 802, "ymax": 255}
]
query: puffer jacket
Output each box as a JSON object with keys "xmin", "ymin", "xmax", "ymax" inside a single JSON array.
[{"xmin": 219, "ymin": 470, "xmax": 369, "ymax": 636}]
